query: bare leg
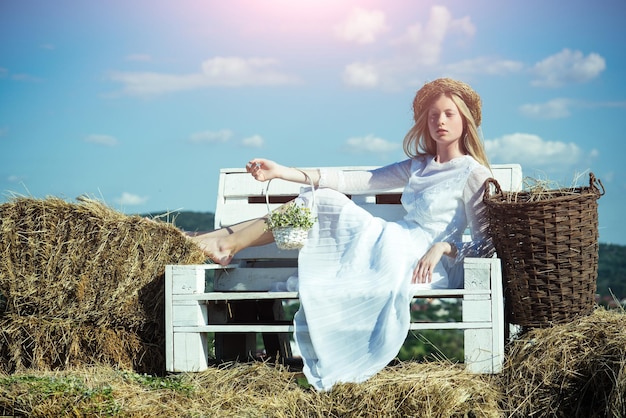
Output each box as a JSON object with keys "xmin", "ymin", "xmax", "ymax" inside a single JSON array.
[
  {"xmin": 202, "ymin": 218, "xmax": 266, "ymax": 237},
  {"xmin": 190, "ymin": 217, "xmax": 275, "ymax": 265}
]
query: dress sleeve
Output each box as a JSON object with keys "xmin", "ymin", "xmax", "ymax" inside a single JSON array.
[
  {"xmin": 318, "ymin": 159, "xmax": 412, "ymax": 194},
  {"xmin": 453, "ymin": 165, "xmax": 495, "ymax": 262}
]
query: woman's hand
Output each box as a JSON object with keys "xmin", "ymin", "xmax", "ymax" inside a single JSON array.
[
  {"xmin": 246, "ymin": 159, "xmax": 285, "ymax": 182},
  {"xmin": 412, "ymin": 242, "xmax": 456, "ymax": 284}
]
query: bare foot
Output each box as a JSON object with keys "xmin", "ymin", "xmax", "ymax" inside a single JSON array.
[{"xmin": 190, "ymin": 234, "xmax": 235, "ymax": 266}]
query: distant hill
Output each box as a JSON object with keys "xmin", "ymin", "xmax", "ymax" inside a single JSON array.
[
  {"xmin": 598, "ymin": 243, "xmax": 626, "ymax": 302},
  {"xmin": 142, "ymin": 210, "xmax": 214, "ymax": 233},
  {"xmin": 150, "ymin": 211, "xmax": 626, "ymax": 301}
]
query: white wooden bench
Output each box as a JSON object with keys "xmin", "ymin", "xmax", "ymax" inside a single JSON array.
[{"xmin": 165, "ymin": 164, "xmax": 522, "ymax": 374}]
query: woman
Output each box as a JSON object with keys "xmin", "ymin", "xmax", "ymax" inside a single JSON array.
[{"xmin": 191, "ymin": 78, "xmax": 494, "ymax": 391}]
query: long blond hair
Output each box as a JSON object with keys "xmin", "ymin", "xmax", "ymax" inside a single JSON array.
[{"xmin": 403, "ymin": 78, "xmax": 490, "ymax": 168}]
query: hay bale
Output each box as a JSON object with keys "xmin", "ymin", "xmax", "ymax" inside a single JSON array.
[
  {"xmin": 0, "ymin": 196, "xmax": 206, "ymax": 373},
  {"xmin": 322, "ymin": 362, "xmax": 501, "ymax": 417},
  {"xmin": 500, "ymin": 308, "xmax": 626, "ymax": 417},
  {"xmin": 0, "ymin": 362, "xmax": 503, "ymax": 417},
  {"xmin": 184, "ymin": 362, "xmax": 502, "ymax": 417},
  {"xmin": 0, "ymin": 314, "xmax": 148, "ymax": 372}
]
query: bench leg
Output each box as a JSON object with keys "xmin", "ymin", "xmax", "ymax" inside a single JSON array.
[
  {"xmin": 463, "ymin": 257, "xmax": 505, "ymax": 373},
  {"xmin": 166, "ymin": 265, "xmax": 209, "ymax": 372},
  {"xmin": 464, "ymin": 328, "xmax": 494, "ymax": 373}
]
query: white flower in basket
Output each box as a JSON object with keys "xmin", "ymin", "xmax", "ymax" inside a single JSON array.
[{"xmin": 264, "ymin": 177, "xmax": 316, "ymax": 250}]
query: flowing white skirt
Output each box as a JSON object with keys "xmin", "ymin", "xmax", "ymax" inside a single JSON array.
[{"xmin": 291, "ymin": 188, "xmax": 448, "ymax": 391}]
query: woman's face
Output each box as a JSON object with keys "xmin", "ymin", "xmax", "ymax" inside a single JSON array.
[{"xmin": 427, "ymin": 93, "xmax": 465, "ymax": 148}]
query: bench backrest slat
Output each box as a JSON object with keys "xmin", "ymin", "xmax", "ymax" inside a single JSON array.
[{"xmin": 214, "ymin": 164, "xmax": 522, "ymax": 260}]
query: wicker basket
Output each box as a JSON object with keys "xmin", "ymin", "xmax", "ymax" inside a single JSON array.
[
  {"xmin": 265, "ymin": 175, "xmax": 316, "ymax": 251},
  {"xmin": 483, "ymin": 172, "xmax": 604, "ymax": 328},
  {"xmin": 271, "ymin": 227, "xmax": 310, "ymax": 250}
]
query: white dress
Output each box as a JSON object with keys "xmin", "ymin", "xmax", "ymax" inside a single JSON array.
[{"xmin": 289, "ymin": 155, "xmax": 493, "ymax": 391}]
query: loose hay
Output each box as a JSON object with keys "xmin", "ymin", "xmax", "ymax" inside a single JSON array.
[
  {"xmin": 0, "ymin": 314, "xmax": 147, "ymax": 372},
  {"xmin": 322, "ymin": 362, "xmax": 501, "ymax": 417},
  {"xmin": 0, "ymin": 362, "xmax": 502, "ymax": 417},
  {"xmin": 0, "ymin": 196, "xmax": 206, "ymax": 374},
  {"xmin": 500, "ymin": 308, "xmax": 626, "ymax": 417}
]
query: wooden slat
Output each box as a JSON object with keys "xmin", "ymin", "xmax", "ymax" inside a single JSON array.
[
  {"xmin": 376, "ymin": 193, "xmax": 402, "ymax": 204},
  {"xmin": 173, "ymin": 288, "xmax": 491, "ymax": 302},
  {"xmin": 214, "ymin": 266, "xmax": 298, "ymax": 291},
  {"xmin": 175, "ymin": 291, "xmax": 299, "ymax": 301},
  {"xmin": 215, "ymin": 164, "xmax": 522, "ymax": 229},
  {"xmin": 248, "ymin": 195, "xmax": 299, "ymax": 204},
  {"xmin": 174, "ymin": 321, "xmax": 493, "ymax": 333}
]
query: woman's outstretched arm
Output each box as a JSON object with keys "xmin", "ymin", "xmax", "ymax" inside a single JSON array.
[{"xmin": 247, "ymin": 158, "xmax": 320, "ymax": 185}]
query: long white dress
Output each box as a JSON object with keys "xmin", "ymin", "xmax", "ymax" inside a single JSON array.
[{"xmin": 289, "ymin": 155, "xmax": 493, "ymax": 391}]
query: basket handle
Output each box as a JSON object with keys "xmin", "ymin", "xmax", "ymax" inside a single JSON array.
[
  {"xmin": 264, "ymin": 170, "xmax": 316, "ymax": 216},
  {"xmin": 483, "ymin": 177, "xmax": 503, "ymax": 202},
  {"xmin": 588, "ymin": 172, "xmax": 605, "ymax": 198}
]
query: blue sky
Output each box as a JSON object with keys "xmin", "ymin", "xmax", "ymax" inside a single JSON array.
[{"xmin": 1, "ymin": 0, "xmax": 625, "ymax": 244}]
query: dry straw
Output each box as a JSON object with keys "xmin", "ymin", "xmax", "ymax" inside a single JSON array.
[
  {"xmin": 0, "ymin": 361, "xmax": 502, "ymax": 417},
  {"xmin": 3, "ymin": 308, "xmax": 626, "ymax": 417},
  {"xmin": 500, "ymin": 308, "xmax": 626, "ymax": 417},
  {"xmin": 0, "ymin": 196, "xmax": 206, "ymax": 374}
]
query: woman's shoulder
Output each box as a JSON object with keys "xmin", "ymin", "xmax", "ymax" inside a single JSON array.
[
  {"xmin": 464, "ymin": 158, "xmax": 492, "ymax": 191},
  {"xmin": 461, "ymin": 155, "xmax": 489, "ymax": 173}
]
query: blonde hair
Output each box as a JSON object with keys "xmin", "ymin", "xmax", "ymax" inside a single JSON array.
[{"xmin": 403, "ymin": 78, "xmax": 490, "ymax": 168}]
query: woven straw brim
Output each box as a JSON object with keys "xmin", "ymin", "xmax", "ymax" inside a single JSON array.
[{"xmin": 413, "ymin": 78, "xmax": 482, "ymax": 126}]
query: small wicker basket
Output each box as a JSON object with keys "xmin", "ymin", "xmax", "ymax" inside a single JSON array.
[
  {"xmin": 265, "ymin": 175, "xmax": 316, "ymax": 251},
  {"xmin": 271, "ymin": 227, "xmax": 311, "ymax": 250},
  {"xmin": 483, "ymin": 172, "xmax": 604, "ymax": 328}
]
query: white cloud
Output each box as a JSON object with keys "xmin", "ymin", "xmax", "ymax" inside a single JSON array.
[
  {"xmin": 342, "ymin": 63, "xmax": 380, "ymax": 88},
  {"xmin": 0, "ymin": 68, "xmax": 41, "ymax": 82},
  {"xmin": 519, "ymin": 98, "xmax": 574, "ymax": 119},
  {"xmin": 11, "ymin": 73, "xmax": 41, "ymax": 82},
  {"xmin": 1, "ymin": 67, "xmax": 41, "ymax": 82},
  {"xmin": 393, "ymin": 5, "xmax": 475, "ymax": 66},
  {"xmin": 241, "ymin": 134, "xmax": 264, "ymax": 148},
  {"xmin": 520, "ymin": 98, "xmax": 626, "ymax": 119},
  {"xmin": 485, "ymin": 133, "xmax": 598, "ymax": 171},
  {"xmin": 7, "ymin": 175, "xmax": 22, "ymax": 183},
  {"xmin": 40, "ymin": 44, "xmax": 55, "ymax": 50},
  {"xmin": 345, "ymin": 134, "xmax": 399, "ymax": 154},
  {"xmin": 445, "ymin": 56, "xmax": 524, "ymax": 76},
  {"xmin": 108, "ymin": 72, "xmax": 206, "ymax": 96},
  {"xmin": 84, "ymin": 134, "xmax": 118, "ymax": 146},
  {"xmin": 602, "ymin": 171, "xmax": 614, "ymax": 183},
  {"xmin": 189, "ymin": 129, "xmax": 233, "ymax": 144},
  {"xmin": 531, "ymin": 49, "xmax": 606, "ymax": 88},
  {"xmin": 109, "ymin": 56, "xmax": 299, "ymax": 97},
  {"xmin": 126, "ymin": 53, "xmax": 152, "ymax": 62},
  {"xmin": 115, "ymin": 192, "xmax": 148, "ymax": 206},
  {"xmin": 335, "ymin": 8, "xmax": 388, "ymax": 44},
  {"xmin": 201, "ymin": 57, "xmax": 297, "ymax": 85},
  {"xmin": 342, "ymin": 6, "xmax": 477, "ymax": 89}
]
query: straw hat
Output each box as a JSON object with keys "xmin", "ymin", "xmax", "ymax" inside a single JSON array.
[{"xmin": 412, "ymin": 78, "xmax": 482, "ymax": 126}]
